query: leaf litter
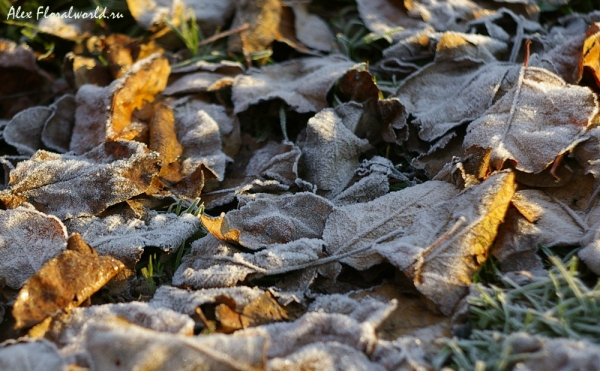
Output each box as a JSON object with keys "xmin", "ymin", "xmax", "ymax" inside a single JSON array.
[{"xmin": 2, "ymin": 1, "xmax": 600, "ymax": 370}]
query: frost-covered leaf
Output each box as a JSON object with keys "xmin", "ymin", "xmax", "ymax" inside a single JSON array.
[
  {"xmin": 3, "ymin": 106, "xmax": 53, "ymax": 155},
  {"xmin": 464, "ymin": 67, "xmax": 598, "ymax": 173},
  {"xmin": 246, "ymin": 140, "xmax": 302, "ymax": 185},
  {"xmin": 0, "ymin": 207, "xmax": 67, "ymax": 289},
  {"xmin": 169, "ymin": 98, "xmax": 231, "ymax": 181},
  {"xmin": 70, "ymin": 54, "xmax": 170, "ymax": 154},
  {"xmin": 332, "ymin": 172, "xmax": 389, "ymax": 206},
  {"xmin": 173, "ymin": 234, "xmax": 326, "ymax": 288},
  {"xmin": 493, "ymin": 190, "xmax": 585, "ymax": 273},
  {"xmin": 356, "ymin": 0, "xmax": 426, "ymax": 40},
  {"xmin": 301, "ymin": 108, "xmax": 371, "ymax": 198},
  {"xmin": 85, "ymin": 321, "xmax": 266, "ymax": 371},
  {"xmin": 201, "ymin": 192, "xmax": 332, "ymax": 248},
  {"xmin": 232, "ymin": 55, "xmax": 355, "ymax": 114},
  {"xmin": 151, "ymin": 285, "xmax": 266, "ymax": 314},
  {"xmin": 37, "ymin": 15, "xmax": 94, "ymax": 41},
  {"xmin": 396, "ymin": 60, "xmax": 517, "ymax": 141},
  {"xmin": 308, "ymin": 293, "xmax": 397, "ymax": 327},
  {"xmin": 267, "ymin": 342, "xmax": 386, "ymax": 371},
  {"xmin": 65, "ymin": 211, "xmax": 200, "ymax": 266},
  {"xmin": 0, "ymin": 340, "xmax": 66, "ymax": 371},
  {"xmin": 163, "ymin": 72, "xmax": 234, "ymax": 95},
  {"xmin": 376, "ymin": 171, "xmax": 516, "ymax": 315},
  {"xmin": 323, "ymin": 180, "xmax": 459, "ymax": 271},
  {"xmin": 126, "ymin": 0, "xmax": 235, "ymax": 33},
  {"xmin": 0, "ymin": 140, "xmax": 160, "ymax": 219},
  {"xmin": 41, "ymin": 94, "xmax": 76, "ymax": 153},
  {"xmin": 292, "ymin": 4, "xmax": 334, "ymax": 52},
  {"xmin": 12, "ymin": 234, "xmax": 125, "ymax": 329}
]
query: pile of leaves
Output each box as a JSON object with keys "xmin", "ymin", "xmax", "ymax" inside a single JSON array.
[{"xmin": 1, "ymin": 0, "xmax": 600, "ymax": 369}]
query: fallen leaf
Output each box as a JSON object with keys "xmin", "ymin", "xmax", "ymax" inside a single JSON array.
[
  {"xmin": 0, "ymin": 207, "xmax": 67, "ymax": 289},
  {"xmin": 332, "ymin": 172, "xmax": 389, "ymax": 206},
  {"xmin": 228, "ymin": 0, "xmax": 281, "ymax": 54},
  {"xmin": 232, "ymin": 55, "xmax": 355, "ymax": 114},
  {"xmin": 163, "ymin": 72, "xmax": 235, "ymax": 95},
  {"xmin": 70, "ymin": 54, "xmax": 170, "ymax": 154},
  {"xmin": 464, "ymin": 67, "xmax": 598, "ymax": 173},
  {"xmin": 579, "ymin": 23, "xmax": 600, "ymax": 88},
  {"xmin": 12, "ymin": 233, "xmax": 125, "ymax": 329},
  {"xmin": 217, "ymin": 291, "xmax": 288, "ymax": 333},
  {"xmin": 201, "ymin": 192, "xmax": 333, "ymax": 248},
  {"xmin": 0, "ymin": 140, "xmax": 160, "ymax": 219},
  {"xmin": 66, "ymin": 53, "xmax": 113, "ymax": 89},
  {"xmin": 323, "ymin": 180, "xmax": 459, "ymax": 271},
  {"xmin": 37, "ymin": 16, "xmax": 94, "ymax": 41},
  {"xmin": 0, "ymin": 340, "xmax": 66, "ymax": 371},
  {"xmin": 301, "ymin": 108, "xmax": 371, "ymax": 197},
  {"xmin": 356, "ymin": 0, "xmax": 426, "ymax": 41},
  {"xmin": 40, "ymin": 94, "xmax": 76, "ymax": 153},
  {"xmin": 291, "ymin": 4, "xmax": 334, "ymax": 52},
  {"xmin": 376, "ymin": 171, "xmax": 516, "ymax": 315},
  {"xmin": 85, "ymin": 321, "xmax": 266, "ymax": 371},
  {"xmin": 3, "ymin": 106, "xmax": 53, "ymax": 155}
]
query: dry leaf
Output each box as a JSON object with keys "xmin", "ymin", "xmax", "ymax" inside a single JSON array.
[
  {"xmin": 37, "ymin": 16, "xmax": 94, "ymax": 41},
  {"xmin": 66, "ymin": 53, "xmax": 112, "ymax": 89},
  {"xmin": 126, "ymin": 0, "xmax": 235, "ymax": 33},
  {"xmin": 228, "ymin": 0, "xmax": 281, "ymax": 54},
  {"xmin": 201, "ymin": 192, "xmax": 333, "ymax": 248},
  {"xmin": 12, "ymin": 234, "xmax": 125, "ymax": 329},
  {"xmin": 397, "ymin": 60, "xmax": 517, "ymax": 141},
  {"xmin": 70, "ymin": 54, "xmax": 170, "ymax": 154},
  {"xmin": 323, "ymin": 180, "xmax": 459, "ymax": 271},
  {"xmin": 41, "ymin": 94, "xmax": 76, "ymax": 153},
  {"xmin": 0, "ymin": 140, "xmax": 160, "ymax": 219},
  {"xmin": 332, "ymin": 172, "xmax": 389, "ymax": 206},
  {"xmin": 356, "ymin": 0, "xmax": 426, "ymax": 40},
  {"xmin": 376, "ymin": 171, "xmax": 516, "ymax": 315},
  {"xmin": 173, "ymin": 234, "xmax": 326, "ymax": 288},
  {"xmin": 301, "ymin": 108, "xmax": 371, "ymax": 198},
  {"xmin": 0, "ymin": 40, "xmax": 50, "ymax": 119},
  {"xmin": 579, "ymin": 23, "xmax": 600, "ymax": 88},
  {"xmin": 3, "ymin": 106, "xmax": 53, "ymax": 155},
  {"xmin": 85, "ymin": 321, "xmax": 266, "ymax": 371},
  {"xmin": 246, "ymin": 140, "xmax": 302, "ymax": 185},
  {"xmin": 216, "ymin": 291, "xmax": 288, "ymax": 333},
  {"xmin": 0, "ymin": 207, "xmax": 67, "ymax": 289},
  {"xmin": 232, "ymin": 55, "xmax": 355, "ymax": 114},
  {"xmin": 493, "ymin": 190, "xmax": 585, "ymax": 273},
  {"xmin": 66, "ymin": 211, "xmax": 200, "ymax": 268},
  {"xmin": 464, "ymin": 67, "xmax": 598, "ymax": 173},
  {"xmin": 163, "ymin": 72, "xmax": 235, "ymax": 95},
  {"xmin": 0, "ymin": 340, "xmax": 66, "ymax": 371},
  {"xmin": 291, "ymin": 4, "xmax": 334, "ymax": 52}
]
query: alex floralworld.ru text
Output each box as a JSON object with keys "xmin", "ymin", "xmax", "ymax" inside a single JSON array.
[{"xmin": 6, "ymin": 6, "xmax": 123, "ymax": 20}]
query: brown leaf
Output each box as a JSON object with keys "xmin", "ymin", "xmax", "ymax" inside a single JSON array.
[
  {"xmin": 0, "ymin": 207, "xmax": 67, "ymax": 289},
  {"xmin": 70, "ymin": 54, "xmax": 170, "ymax": 154},
  {"xmin": 1, "ymin": 140, "xmax": 160, "ymax": 219},
  {"xmin": 201, "ymin": 192, "xmax": 333, "ymax": 248},
  {"xmin": 464, "ymin": 67, "xmax": 598, "ymax": 173},
  {"xmin": 232, "ymin": 55, "xmax": 355, "ymax": 114},
  {"xmin": 228, "ymin": 0, "xmax": 282, "ymax": 54},
  {"xmin": 12, "ymin": 233, "xmax": 125, "ymax": 329},
  {"xmin": 216, "ymin": 291, "xmax": 288, "ymax": 333},
  {"xmin": 579, "ymin": 23, "xmax": 600, "ymax": 89},
  {"xmin": 150, "ymin": 102, "xmax": 183, "ymax": 167},
  {"xmin": 290, "ymin": 4, "xmax": 334, "ymax": 52}
]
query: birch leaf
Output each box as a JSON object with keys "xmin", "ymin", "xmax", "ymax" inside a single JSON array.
[
  {"xmin": 323, "ymin": 180, "xmax": 459, "ymax": 271},
  {"xmin": 0, "ymin": 207, "xmax": 67, "ymax": 289},
  {"xmin": 12, "ymin": 234, "xmax": 125, "ymax": 329},
  {"xmin": 301, "ymin": 108, "xmax": 371, "ymax": 198},
  {"xmin": 201, "ymin": 192, "xmax": 333, "ymax": 248},
  {"xmin": 376, "ymin": 171, "xmax": 516, "ymax": 315},
  {"xmin": 232, "ymin": 55, "xmax": 355, "ymax": 114},
  {"xmin": 0, "ymin": 140, "xmax": 160, "ymax": 219},
  {"xmin": 464, "ymin": 67, "xmax": 599, "ymax": 173}
]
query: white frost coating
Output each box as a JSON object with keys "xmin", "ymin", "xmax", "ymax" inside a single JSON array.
[
  {"xmin": 0, "ymin": 340, "xmax": 66, "ymax": 371},
  {"xmin": 84, "ymin": 321, "xmax": 266, "ymax": 371},
  {"xmin": 464, "ymin": 67, "xmax": 599, "ymax": 173},
  {"xmin": 171, "ymin": 98, "xmax": 232, "ymax": 181},
  {"xmin": 292, "ymin": 4, "xmax": 334, "ymax": 52},
  {"xmin": 172, "ymin": 234, "xmax": 327, "ymax": 288},
  {"xmin": 66, "ymin": 211, "xmax": 200, "ymax": 263},
  {"xmin": 396, "ymin": 61, "xmax": 518, "ymax": 141},
  {"xmin": 150, "ymin": 285, "xmax": 265, "ymax": 314},
  {"xmin": 267, "ymin": 342, "xmax": 386, "ymax": 371},
  {"xmin": 324, "ymin": 180, "xmax": 459, "ymax": 271},
  {"xmin": 332, "ymin": 172, "xmax": 389, "ymax": 206},
  {"xmin": 308, "ymin": 294, "xmax": 397, "ymax": 328},
  {"xmin": 302, "ymin": 108, "xmax": 371, "ymax": 198},
  {"xmin": 232, "ymin": 55, "xmax": 355, "ymax": 114},
  {"xmin": 237, "ymin": 312, "xmax": 378, "ymax": 359},
  {"xmin": 163, "ymin": 72, "xmax": 233, "ymax": 95},
  {"xmin": 3, "ymin": 107, "xmax": 53, "ymax": 155},
  {"xmin": 0, "ymin": 207, "xmax": 67, "ymax": 289}
]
